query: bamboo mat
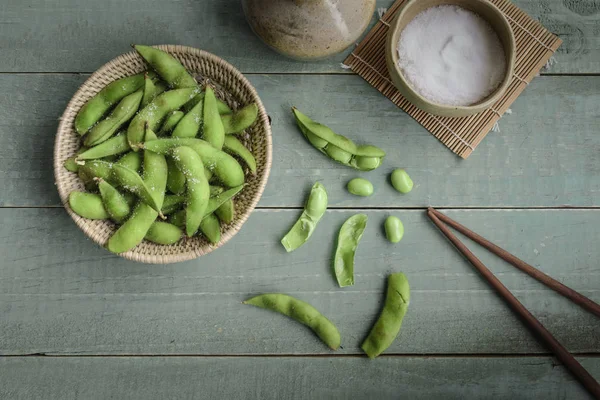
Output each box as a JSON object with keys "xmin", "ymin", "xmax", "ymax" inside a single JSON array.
[{"xmin": 343, "ymin": 0, "xmax": 562, "ymax": 158}]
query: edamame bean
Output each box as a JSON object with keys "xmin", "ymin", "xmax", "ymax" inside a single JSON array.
[
  {"xmin": 143, "ymin": 127, "xmax": 168, "ymax": 209},
  {"xmin": 281, "ymin": 182, "xmax": 327, "ymax": 252},
  {"xmin": 215, "ymin": 199, "xmax": 234, "ymax": 224},
  {"xmin": 143, "ymin": 138, "xmax": 245, "ymax": 187},
  {"xmin": 202, "ymin": 86, "xmax": 225, "ymax": 150},
  {"xmin": 347, "ymin": 178, "xmax": 373, "ymax": 197},
  {"xmin": 333, "ymin": 214, "xmax": 368, "ymax": 287},
  {"xmin": 292, "ymin": 108, "xmax": 385, "ymax": 171},
  {"xmin": 77, "ymin": 134, "xmax": 130, "ymax": 161},
  {"xmin": 223, "ymin": 136, "xmax": 256, "ymax": 174},
  {"xmin": 390, "ymin": 169, "xmax": 413, "ymax": 194},
  {"xmin": 134, "ymin": 45, "xmax": 197, "ymax": 89},
  {"xmin": 145, "ymin": 222, "xmax": 183, "ymax": 245},
  {"xmin": 97, "ymin": 179, "xmax": 131, "ymax": 223},
  {"xmin": 172, "ymin": 97, "xmax": 203, "ymax": 138},
  {"xmin": 243, "ymin": 293, "xmax": 341, "ymax": 350},
  {"xmin": 83, "ymin": 90, "xmax": 143, "ymax": 147},
  {"xmin": 221, "ymin": 103, "xmax": 258, "ymax": 134},
  {"xmin": 361, "ymin": 273, "xmax": 410, "ymax": 358},
  {"xmin": 74, "ymin": 73, "xmax": 145, "ymax": 135},
  {"xmin": 199, "ymin": 213, "xmax": 221, "ymax": 244},
  {"xmin": 69, "ymin": 192, "xmax": 110, "ymax": 220},
  {"xmin": 161, "ymin": 194, "xmax": 186, "ymax": 215},
  {"xmin": 384, "ymin": 216, "xmax": 404, "ymax": 243},
  {"xmin": 159, "ymin": 111, "xmax": 185, "ymax": 135},
  {"xmin": 171, "ymin": 146, "xmax": 210, "ymax": 236},
  {"xmin": 127, "ymin": 87, "xmax": 198, "ymax": 150}
]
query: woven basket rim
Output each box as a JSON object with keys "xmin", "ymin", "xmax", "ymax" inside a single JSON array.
[{"xmin": 54, "ymin": 44, "xmax": 272, "ymax": 264}]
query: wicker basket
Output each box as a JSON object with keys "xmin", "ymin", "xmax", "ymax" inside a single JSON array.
[{"xmin": 54, "ymin": 45, "xmax": 272, "ymax": 264}]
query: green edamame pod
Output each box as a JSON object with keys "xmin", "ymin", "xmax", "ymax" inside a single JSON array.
[
  {"xmin": 97, "ymin": 179, "xmax": 131, "ymax": 223},
  {"xmin": 221, "ymin": 103, "xmax": 258, "ymax": 134},
  {"xmin": 116, "ymin": 151, "xmax": 142, "ymax": 171},
  {"xmin": 281, "ymin": 182, "xmax": 327, "ymax": 252},
  {"xmin": 168, "ymin": 209, "xmax": 185, "ymax": 229},
  {"xmin": 171, "ymin": 146, "xmax": 210, "ymax": 236},
  {"xmin": 159, "ymin": 111, "xmax": 185, "ymax": 135},
  {"xmin": 69, "ymin": 192, "xmax": 110, "ymax": 220},
  {"xmin": 210, "ymin": 186, "xmax": 225, "ymax": 197},
  {"xmin": 172, "ymin": 97, "xmax": 203, "ymax": 138},
  {"xmin": 107, "ymin": 202, "xmax": 158, "ymax": 253},
  {"xmin": 347, "ymin": 178, "xmax": 374, "ymax": 197},
  {"xmin": 134, "ymin": 45, "xmax": 197, "ymax": 89},
  {"xmin": 384, "ymin": 216, "xmax": 404, "ymax": 243},
  {"xmin": 205, "ymin": 185, "xmax": 244, "ymax": 215},
  {"xmin": 391, "ymin": 169, "xmax": 413, "ymax": 194},
  {"xmin": 217, "ymin": 99, "xmax": 232, "ymax": 115},
  {"xmin": 199, "ymin": 213, "xmax": 221, "ymax": 244},
  {"xmin": 127, "ymin": 87, "xmax": 198, "ymax": 150},
  {"xmin": 141, "ymin": 73, "xmax": 159, "ymax": 108},
  {"xmin": 333, "ymin": 214, "xmax": 368, "ymax": 287},
  {"xmin": 166, "ymin": 158, "xmax": 186, "ymax": 194},
  {"xmin": 83, "ymin": 90, "xmax": 143, "ymax": 147},
  {"xmin": 202, "ymin": 87, "xmax": 225, "ymax": 150},
  {"xmin": 361, "ymin": 273, "xmax": 410, "ymax": 358},
  {"xmin": 161, "ymin": 194, "xmax": 186, "ymax": 215},
  {"xmin": 145, "ymin": 222, "xmax": 183, "ymax": 245},
  {"xmin": 143, "ymin": 138, "xmax": 245, "ymax": 187},
  {"xmin": 143, "ymin": 127, "xmax": 168, "ymax": 210},
  {"xmin": 243, "ymin": 293, "xmax": 341, "ymax": 350},
  {"xmin": 292, "ymin": 108, "xmax": 385, "ymax": 171},
  {"xmin": 78, "ymin": 134, "xmax": 130, "ymax": 161},
  {"xmin": 215, "ymin": 199, "xmax": 234, "ymax": 224},
  {"xmin": 223, "ymin": 136, "xmax": 256, "ymax": 174},
  {"xmin": 74, "ymin": 73, "xmax": 145, "ymax": 135},
  {"xmin": 64, "ymin": 147, "xmax": 89, "ymax": 173},
  {"xmin": 186, "ymin": 92, "xmax": 231, "ymax": 115}
]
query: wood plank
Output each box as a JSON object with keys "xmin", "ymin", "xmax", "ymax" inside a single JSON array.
[
  {"xmin": 1, "ymin": 208, "xmax": 598, "ymax": 355},
  {"xmin": 0, "ymin": 74, "xmax": 598, "ymax": 208},
  {"xmin": 1, "ymin": 0, "xmax": 598, "ymax": 74},
  {"xmin": 1, "ymin": 356, "xmax": 598, "ymax": 399}
]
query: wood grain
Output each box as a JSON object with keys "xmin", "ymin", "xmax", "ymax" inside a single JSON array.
[
  {"xmin": 1, "ymin": 0, "xmax": 598, "ymax": 74},
  {"xmin": 0, "ymin": 74, "xmax": 598, "ymax": 208},
  {"xmin": 1, "ymin": 208, "xmax": 598, "ymax": 355}
]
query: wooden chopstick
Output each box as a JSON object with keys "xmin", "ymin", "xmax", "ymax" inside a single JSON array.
[
  {"xmin": 427, "ymin": 208, "xmax": 600, "ymax": 398},
  {"xmin": 428, "ymin": 207, "xmax": 600, "ymax": 318}
]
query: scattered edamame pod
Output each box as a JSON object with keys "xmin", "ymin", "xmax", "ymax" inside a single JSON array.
[
  {"xmin": 134, "ymin": 45, "xmax": 197, "ymax": 89},
  {"xmin": 292, "ymin": 108, "xmax": 385, "ymax": 171},
  {"xmin": 145, "ymin": 222, "xmax": 183, "ymax": 245},
  {"xmin": 346, "ymin": 178, "xmax": 374, "ymax": 197},
  {"xmin": 202, "ymin": 86, "xmax": 225, "ymax": 150},
  {"xmin": 161, "ymin": 194, "xmax": 186, "ymax": 215},
  {"xmin": 172, "ymin": 97, "xmax": 203, "ymax": 138},
  {"xmin": 390, "ymin": 169, "xmax": 413, "ymax": 194},
  {"xmin": 243, "ymin": 293, "xmax": 341, "ymax": 350},
  {"xmin": 223, "ymin": 136, "xmax": 256, "ymax": 174},
  {"xmin": 69, "ymin": 192, "xmax": 110, "ymax": 220},
  {"xmin": 215, "ymin": 199, "xmax": 234, "ymax": 224},
  {"xmin": 97, "ymin": 179, "xmax": 131, "ymax": 223},
  {"xmin": 199, "ymin": 213, "xmax": 221, "ymax": 244},
  {"xmin": 361, "ymin": 273, "xmax": 410, "ymax": 359},
  {"xmin": 333, "ymin": 214, "xmax": 368, "ymax": 287},
  {"xmin": 384, "ymin": 216, "xmax": 404, "ymax": 243},
  {"xmin": 77, "ymin": 134, "xmax": 130, "ymax": 161},
  {"xmin": 83, "ymin": 90, "xmax": 143, "ymax": 147},
  {"xmin": 127, "ymin": 87, "xmax": 198, "ymax": 150},
  {"xmin": 143, "ymin": 127, "xmax": 168, "ymax": 210},
  {"xmin": 281, "ymin": 182, "xmax": 327, "ymax": 252},
  {"xmin": 159, "ymin": 111, "xmax": 185, "ymax": 135},
  {"xmin": 171, "ymin": 146, "xmax": 210, "ymax": 236},
  {"xmin": 74, "ymin": 73, "xmax": 146, "ymax": 135},
  {"xmin": 221, "ymin": 103, "xmax": 258, "ymax": 134}
]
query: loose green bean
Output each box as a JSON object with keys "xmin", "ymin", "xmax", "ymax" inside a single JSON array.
[
  {"xmin": 346, "ymin": 178, "xmax": 374, "ymax": 197},
  {"xmin": 333, "ymin": 214, "xmax": 368, "ymax": 287},
  {"xmin": 243, "ymin": 293, "xmax": 341, "ymax": 350},
  {"xmin": 221, "ymin": 103, "xmax": 258, "ymax": 134},
  {"xmin": 186, "ymin": 92, "xmax": 231, "ymax": 115},
  {"xmin": 134, "ymin": 45, "xmax": 197, "ymax": 89},
  {"xmin": 97, "ymin": 179, "xmax": 131, "ymax": 223},
  {"xmin": 78, "ymin": 134, "xmax": 130, "ymax": 161},
  {"xmin": 391, "ymin": 169, "xmax": 413, "ymax": 194},
  {"xmin": 281, "ymin": 182, "xmax": 327, "ymax": 252},
  {"xmin": 202, "ymin": 86, "xmax": 225, "ymax": 150},
  {"xmin": 384, "ymin": 216, "xmax": 404, "ymax": 243},
  {"xmin": 361, "ymin": 273, "xmax": 410, "ymax": 358},
  {"xmin": 223, "ymin": 136, "xmax": 256, "ymax": 174},
  {"xmin": 199, "ymin": 213, "xmax": 221, "ymax": 244},
  {"xmin": 69, "ymin": 192, "xmax": 110, "ymax": 220}
]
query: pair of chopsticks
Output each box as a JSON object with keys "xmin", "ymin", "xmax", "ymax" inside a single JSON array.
[{"xmin": 427, "ymin": 207, "xmax": 600, "ymax": 398}]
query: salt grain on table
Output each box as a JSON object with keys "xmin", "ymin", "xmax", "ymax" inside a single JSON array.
[{"xmin": 397, "ymin": 5, "xmax": 506, "ymax": 106}]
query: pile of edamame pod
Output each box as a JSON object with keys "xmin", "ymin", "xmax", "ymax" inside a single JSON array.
[
  {"xmin": 244, "ymin": 109, "xmax": 414, "ymax": 358},
  {"xmin": 65, "ymin": 45, "xmax": 259, "ymax": 254}
]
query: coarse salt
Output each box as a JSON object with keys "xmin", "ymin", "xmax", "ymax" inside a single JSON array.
[{"xmin": 397, "ymin": 5, "xmax": 506, "ymax": 106}]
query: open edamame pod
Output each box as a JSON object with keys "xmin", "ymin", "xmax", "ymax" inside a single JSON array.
[
  {"xmin": 223, "ymin": 136, "xmax": 256, "ymax": 174},
  {"xmin": 97, "ymin": 179, "xmax": 131, "ymax": 223},
  {"xmin": 221, "ymin": 103, "xmax": 258, "ymax": 134},
  {"xmin": 361, "ymin": 273, "xmax": 410, "ymax": 359},
  {"xmin": 243, "ymin": 293, "xmax": 341, "ymax": 350},
  {"xmin": 202, "ymin": 86, "xmax": 225, "ymax": 150},
  {"xmin": 77, "ymin": 134, "xmax": 130, "ymax": 161},
  {"xmin": 281, "ymin": 182, "xmax": 327, "ymax": 252},
  {"xmin": 333, "ymin": 214, "xmax": 368, "ymax": 287},
  {"xmin": 134, "ymin": 45, "xmax": 197, "ymax": 89},
  {"xmin": 292, "ymin": 108, "xmax": 385, "ymax": 171},
  {"xmin": 199, "ymin": 213, "xmax": 221, "ymax": 244},
  {"xmin": 74, "ymin": 73, "xmax": 146, "ymax": 135}
]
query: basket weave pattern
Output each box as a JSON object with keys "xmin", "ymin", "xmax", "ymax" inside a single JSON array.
[{"xmin": 54, "ymin": 45, "xmax": 272, "ymax": 264}]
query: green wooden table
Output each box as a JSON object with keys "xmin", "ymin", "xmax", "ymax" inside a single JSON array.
[{"xmin": 1, "ymin": 0, "xmax": 599, "ymax": 398}]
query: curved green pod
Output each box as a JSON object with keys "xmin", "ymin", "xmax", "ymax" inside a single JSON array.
[
  {"xmin": 159, "ymin": 111, "xmax": 185, "ymax": 135},
  {"xmin": 280, "ymin": 182, "xmax": 327, "ymax": 252},
  {"xmin": 215, "ymin": 199, "xmax": 234, "ymax": 224},
  {"xmin": 199, "ymin": 213, "xmax": 221, "ymax": 244},
  {"xmin": 202, "ymin": 87, "xmax": 225, "ymax": 150},
  {"xmin": 78, "ymin": 134, "xmax": 130, "ymax": 161},
  {"xmin": 361, "ymin": 273, "xmax": 410, "ymax": 358},
  {"xmin": 142, "ymin": 127, "xmax": 168, "ymax": 210},
  {"xmin": 172, "ymin": 97, "xmax": 203, "ymax": 138},
  {"xmin": 134, "ymin": 45, "xmax": 197, "ymax": 89},
  {"xmin": 221, "ymin": 103, "xmax": 258, "ymax": 134},
  {"xmin": 145, "ymin": 222, "xmax": 183, "ymax": 245},
  {"xmin": 68, "ymin": 192, "xmax": 109, "ymax": 220},
  {"xmin": 333, "ymin": 214, "xmax": 368, "ymax": 287},
  {"xmin": 243, "ymin": 293, "xmax": 341, "ymax": 350},
  {"xmin": 98, "ymin": 179, "xmax": 131, "ymax": 223},
  {"xmin": 223, "ymin": 136, "xmax": 256, "ymax": 174}
]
